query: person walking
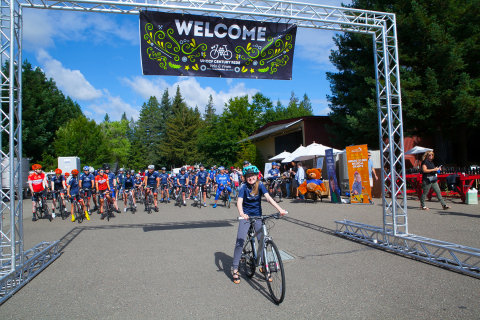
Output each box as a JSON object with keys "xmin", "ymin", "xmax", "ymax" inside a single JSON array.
[
  {"xmin": 420, "ymin": 151, "xmax": 451, "ymax": 210},
  {"xmin": 295, "ymin": 162, "xmax": 305, "ymax": 201}
]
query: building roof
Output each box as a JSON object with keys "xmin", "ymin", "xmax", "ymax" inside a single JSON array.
[{"xmin": 238, "ymin": 119, "xmax": 303, "ymax": 143}]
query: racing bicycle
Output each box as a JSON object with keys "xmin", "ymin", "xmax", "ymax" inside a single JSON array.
[{"xmin": 33, "ymin": 192, "xmax": 52, "ymax": 221}]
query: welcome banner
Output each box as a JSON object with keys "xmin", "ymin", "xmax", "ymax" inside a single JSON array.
[
  {"xmin": 346, "ymin": 145, "xmax": 372, "ymax": 204},
  {"xmin": 140, "ymin": 11, "xmax": 297, "ymax": 80}
]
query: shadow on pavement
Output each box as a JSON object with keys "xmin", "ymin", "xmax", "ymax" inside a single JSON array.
[
  {"xmin": 57, "ymin": 219, "xmax": 237, "ymax": 253},
  {"xmin": 282, "ymin": 216, "xmax": 336, "ymax": 236},
  {"xmin": 214, "ymin": 251, "xmax": 273, "ymax": 303}
]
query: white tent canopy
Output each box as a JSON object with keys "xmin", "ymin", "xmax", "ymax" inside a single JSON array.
[
  {"xmin": 405, "ymin": 146, "xmax": 433, "ymax": 155},
  {"xmin": 282, "ymin": 146, "xmax": 306, "ymax": 163},
  {"xmin": 269, "ymin": 151, "xmax": 291, "ymax": 162},
  {"xmin": 292, "ymin": 143, "xmax": 342, "ymax": 161}
]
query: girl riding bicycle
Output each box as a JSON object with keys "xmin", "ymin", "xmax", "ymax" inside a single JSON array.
[{"xmin": 232, "ymin": 165, "xmax": 286, "ymax": 284}]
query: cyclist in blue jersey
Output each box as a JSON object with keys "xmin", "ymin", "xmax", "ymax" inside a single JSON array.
[
  {"xmin": 159, "ymin": 167, "xmax": 170, "ymax": 203},
  {"xmin": 209, "ymin": 169, "xmax": 217, "ymax": 194},
  {"xmin": 116, "ymin": 168, "xmax": 125, "ymax": 201},
  {"xmin": 144, "ymin": 165, "xmax": 160, "ymax": 212},
  {"xmin": 176, "ymin": 167, "xmax": 189, "ymax": 206},
  {"xmin": 213, "ymin": 166, "xmax": 232, "ymax": 208},
  {"xmin": 195, "ymin": 164, "xmax": 210, "ymax": 207},
  {"xmin": 79, "ymin": 165, "xmax": 96, "ymax": 213},
  {"xmin": 67, "ymin": 169, "xmax": 90, "ymax": 222},
  {"xmin": 267, "ymin": 162, "xmax": 281, "ymax": 194},
  {"xmin": 187, "ymin": 170, "xmax": 196, "ymax": 200},
  {"xmin": 51, "ymin": 168, "xmax": 67, "ymax": 218},
  {"xmin": 122, "ymin": 171, "xmax": 137, "ymax": 212},
  {"xmin": 134, "ymin": 174, "xmax": 143, "ymax": 188},
  {"xmin": 105, "ymin": 165, "xmax": 120, "ymax": 213}
]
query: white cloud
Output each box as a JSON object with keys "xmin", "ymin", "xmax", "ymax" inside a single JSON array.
[
  {"xmin": 23, "ymin": 10, "xmax": 138, "ymax": 50},
  {"xmin": 36, "ymin": 49, "xmax": 102, "ymax": 101},
  {"xmin": 121, "ymin": 76, "xmax": 258, "ymax": 113},
  {"xmin": 86, "ymin": 89, "xmax": 140, "ymax": 122},
  {"xmin": 311, "ymin": 99, "xmax": 331, "ymax": 115}
]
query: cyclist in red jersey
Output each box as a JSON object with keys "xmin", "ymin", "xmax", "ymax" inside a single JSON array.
[
  {"xmin": 28, "ymin": 164, "xmax": 48, "ymax": 221},
  {"xmin": 95, "ymin": 168, "xmax": 113, "ymax": 219}
]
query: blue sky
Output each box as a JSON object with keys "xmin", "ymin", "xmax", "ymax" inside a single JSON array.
[{"xmin": 22, "ymin": 0, "xmax": 348, "ymax": 122}]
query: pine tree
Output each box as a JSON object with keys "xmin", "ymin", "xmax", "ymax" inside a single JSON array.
[
  {"xmin": 121, "ymin": 112, "xmax": 128, "ymax": 121},
  {"xmin": 134, "ymin": 96, "xmax": 162, "ymax": 166},
  {"xmin": 103, "ymin": 113, "xmax": 111, "ymax": 123},
  {"xmin": 204, "ymin": 95, "xmax": 216, "ymax": 126}
]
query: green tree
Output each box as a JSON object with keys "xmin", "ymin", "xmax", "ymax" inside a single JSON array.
[
  {"xmin": 19, "ymin": 61, "xmax": 82, "ymax": 162},
  {"xmin": 102, "ymin": 120, "xmax": 131, "ymax": 166},
  {"xmin": 54, "ymin": 116, "xmax": 107, "ymax": 167},
  {"xmin": 133, "ymin": 96, "xmax": 162, "ymax": 166},
  {"xmin": 103, "ymin": 113, "xmax": 111, "ymax": 123},
  {"xmin": 161, "ymin": 103, "xmax": 201, "ymax": 167},
  {"xmin": 327, "ymin": 0, "xmax": 480, "ymax": 165},
  {"xmin": 204, "ymin": 95, "xmax": 216, "ymax": 126}
]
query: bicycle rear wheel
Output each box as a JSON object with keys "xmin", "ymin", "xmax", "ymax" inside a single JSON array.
[
  {"xmin": 76, "ymin": 202, "xmax": 84, "ymax": 223},
  {"xmin": 241, "ymin": 238, "xmax": 256, "ymax": 278},
  {"xmin": 264, "ymin": 240, "xmax": 285, "ymax": 304}
]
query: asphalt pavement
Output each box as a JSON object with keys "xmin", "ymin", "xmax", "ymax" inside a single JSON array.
[{"xmin": 1, "ymin": 193, "xmax": 480, "ymax": 319}]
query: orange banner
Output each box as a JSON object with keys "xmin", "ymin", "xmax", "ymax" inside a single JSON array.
[{"xmin": 346, "ymin": 144, "xmax": 372, "ymax": 204}]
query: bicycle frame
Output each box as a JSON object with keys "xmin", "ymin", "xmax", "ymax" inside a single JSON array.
[{"xmin": 246, "ymin": 221, "xmax": 271, "ymax": 268}]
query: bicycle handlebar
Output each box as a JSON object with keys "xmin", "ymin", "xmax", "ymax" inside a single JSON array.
[{"xmin": 237, "ymin": 211, "xmax": 288, "ymax": 220}]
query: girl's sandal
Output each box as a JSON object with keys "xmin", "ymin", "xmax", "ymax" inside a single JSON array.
[
  {"xmin": 233, "ymin": 271, "xmax": 240, "ymax": 284},
  {"xmin": 443, "ymin": 205, "xmax": 451, "ymax": 210},
  {"xmin": 421, "ymin": 206, "xmax": 429, "ymax": 210}
]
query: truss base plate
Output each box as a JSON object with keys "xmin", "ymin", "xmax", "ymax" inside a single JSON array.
[
  {"xmin": 335, "ymin": 220, "xmax": 480, "ymax": 278},
  {"xmin": 0, "ymin": 241, "xmax": 60, "ymax": 305}
]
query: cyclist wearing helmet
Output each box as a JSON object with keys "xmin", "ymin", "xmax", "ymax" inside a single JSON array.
[
  {"xmin": 116, "ymin": 168, "xmax": 125, "ymax": 201},
  {"xmin": 79, "ymin": 166, "xmax": 95, "ymax": 213},
  {"xmin": 159, "ymin": 167, "xmax": 170, "ymax": 203},
  {"xmin": 51, "ymin": 168, "xmax": 67, "ymax": 219},
  {"xmin": 144, "ymin": 165, "xmax": 160, "ymax": 212},
  {"xmin": 88, "ymin": 167, "xmax": 99, "ymax": 210},
  {"xmin": 95, "ymin": 168, "xmax": 113, "ymax": 219},
  {"xmin": 195, "ymin": 164, "xmax": 209, "ymax": 207},
  {"xmin": 176, "ymin": 168, "xmax": 189, "ymax": 206},
  {"xmin": 231, "ymin": 165, "xmax": 286, "ymax": 284},
  {"xmin": 213, "ymin": 166, "xmax": 231, "ymax": 208},
  {"xmin": 67, "ymin": 169, "xmax": 90, "ymax": 222},
  {"xmin": 209, "ymin": 169, "xmax": 217, "ymax": 194},
  {"xmin": 187, "ymin": 169, "xmax": 196, "ymax": 200},
  {"xmin": 134, "ymin": 174, "xmax": 143, "ymax": 189},
  {"xmin": 267, "ymin": 162, "xmax": 280, "ymax": 194},
  {"xmin": 105, "ymin": 165, "xmax": 120, "ymax": 213},
  {"xmin": 122, "ymin": 170, "xmax": 137, "ymax": 212},
  {"xmin": 29, "ymin": 164, "xmax": 49, "ymax": 221}
]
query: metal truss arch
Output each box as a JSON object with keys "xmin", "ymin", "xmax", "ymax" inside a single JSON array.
[{"xmin": 0, "ymin": 0, "xmax": 475, "ymax": 305}]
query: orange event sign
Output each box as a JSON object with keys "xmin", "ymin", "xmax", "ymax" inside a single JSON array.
[{"xmin": 346, "ymin": 144, "xmax": 372, "ymax": 204}]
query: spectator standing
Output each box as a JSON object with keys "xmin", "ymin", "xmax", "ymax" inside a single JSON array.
[
  {"xmin": 368, "ymin": 151, "xmax": 378, "ymax": 197},
  {"xmin": 295, "ymin": 162, "xmax": 305, "ymax": 200},
  {"xmin": 420, "ymin": 151, "xmax": 451, "ymax": 210},
  {"xmin": 282, "ymin": 170, "xmax": 292, "ymax": 198}
]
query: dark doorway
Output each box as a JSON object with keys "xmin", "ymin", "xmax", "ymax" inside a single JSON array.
[{"xmin": 275, "ymin": 130, "xmax": 303, "ymax": 155}]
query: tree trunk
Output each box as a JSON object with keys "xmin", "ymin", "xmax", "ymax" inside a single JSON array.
[
  {"xmin": 457, "ymin": 125, "xmax": 469, "ymax": 167},
  {"xmin": 434, "ymin": 128, "xmax": 446, "ymax": 165}
]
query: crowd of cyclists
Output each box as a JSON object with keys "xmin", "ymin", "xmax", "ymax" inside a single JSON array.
[{"xmin": 27, "ymin": 160, "xmax": 286, "ymax": 222}]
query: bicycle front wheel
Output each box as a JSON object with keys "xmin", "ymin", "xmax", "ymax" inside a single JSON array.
[
  {"xmin": 264, "ymin": 240, "xmax": 286, "ymax": 304},
  {"xmin": 241, "ymin": 238, "xmax": 256, "ymax": 278}
]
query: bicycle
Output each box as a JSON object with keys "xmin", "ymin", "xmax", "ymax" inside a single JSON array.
[
  {"xmin": 220, "ymin": 185, "xmax": 230, "ymax": 208},
  {"xmin": 176, "ymin": 187, "xmax": 184, "ymax": 207},
  {"xmin": 52, "ymin": 190, "xmax": 67, "ymax": 220},
  {"xmin": 206, "ymin": 183, "xmax": 212, "ymax": 199},
  {"xmin": 195, "ymin": 184, "xmax": 205, "ymax": 209},
  {"xmin": 239, "ymin": 212, "xmax": 287, "ymax": 304},
  {"xmin": 161, "ymin": 184, "xmax": 169, "ymax": 204},
  {"xmin": 210, "ymin": 44, "xmax": 232, "ymax": 60},
  {"xmin": 33, "ymin": 192, "xmax": 52, "ymax": 221},
  {"xmin": 100, "ymin": 191, "xmax": 114, "ymax": 221},
  {"xmin": 144, "ymin": 187, "xmax": 154, "ymax": 214},
  {"xmin": 126, "ymin": 189, "xmax": 136, "ymax": 213},
  {"xmin": 135, "ymin": 186, "xmax": 145, "ymax": 205},
  {"xmin": 270, "ymin": 178, "xmax": 283, "ymax": 203},
  {"xmin": 71, "ymin": 194, "xmax": 86, "ymax": 223}
]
